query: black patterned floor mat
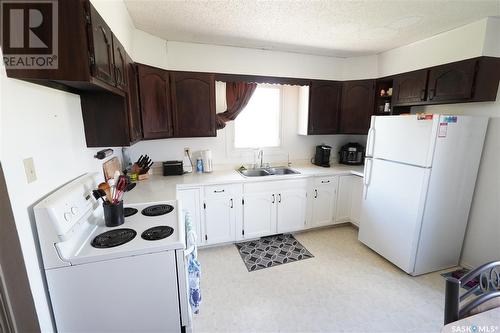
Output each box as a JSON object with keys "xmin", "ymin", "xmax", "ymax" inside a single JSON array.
[{"xmin": 235, "ymin": 234, "xmax": 314, "ymax": 272}]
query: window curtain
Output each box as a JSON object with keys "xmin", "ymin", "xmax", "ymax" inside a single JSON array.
[{"xmin": 216, "ymin": 81, "xmax": 257, "ymax": 130}]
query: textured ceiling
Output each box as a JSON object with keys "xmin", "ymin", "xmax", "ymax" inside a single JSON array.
[{"xmin": 124, "ymin": 0, "xmax": 500, "ymax": 57}]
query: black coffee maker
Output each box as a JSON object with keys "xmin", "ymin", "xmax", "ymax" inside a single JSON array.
[{"xmin": 313, "ymin": 145, "xmax": 332, "ymax": 167}]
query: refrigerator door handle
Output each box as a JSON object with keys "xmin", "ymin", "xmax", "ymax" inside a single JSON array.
[
  {"xmin": 363, "ymin": 159, "xmax": 373, "ymax": 199},
  {"xmin": 366, "ymin": 127, "xmax": 375, "ymax": 156}
]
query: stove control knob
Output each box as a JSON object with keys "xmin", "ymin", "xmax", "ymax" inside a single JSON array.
[
  {"xmin": 71, "ymin": 206, "xmax": 79, "ymax": 215},
  {"xmin": 64, "ymin": 212, "xmax": 72, "ymax": 222}
]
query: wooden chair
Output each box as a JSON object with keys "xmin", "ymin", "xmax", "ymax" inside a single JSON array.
[{"xmin": 444, "ymin": 261, "xmax": 500, "ymax": 324}]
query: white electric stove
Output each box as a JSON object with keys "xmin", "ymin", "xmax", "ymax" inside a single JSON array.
[{"xmin": 34, "ymin": 173, "xmax": 192, "ymax": 333}]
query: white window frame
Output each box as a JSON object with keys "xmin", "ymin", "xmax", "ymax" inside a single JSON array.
[{"xmin": 225, "ymin": 83, "xmax": 286, "ymax": 161}]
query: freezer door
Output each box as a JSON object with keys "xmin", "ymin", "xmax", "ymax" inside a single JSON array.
[
  {"xmin": 359, "ymin": 158, "xmax": 430, "ymax": 273},
  {"xmin": 368, "ymin": 115, "xmax": 439, "ymax": 167}
]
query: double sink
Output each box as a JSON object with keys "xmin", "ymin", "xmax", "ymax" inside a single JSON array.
[{"xmin": 237, "ymin": 167, "xmax": 300, "ymax": 177}]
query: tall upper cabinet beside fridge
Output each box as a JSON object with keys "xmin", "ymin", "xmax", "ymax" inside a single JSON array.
[{"xmin": 359, "ymin": 114, "xmax": 488, "ymax": 276}]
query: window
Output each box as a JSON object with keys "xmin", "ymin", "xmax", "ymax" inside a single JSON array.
[{"xmin": 234, "ymin": 85, "xmax": 282, "ymax": 149}]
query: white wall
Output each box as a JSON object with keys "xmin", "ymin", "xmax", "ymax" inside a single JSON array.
[
  {"xmin": 377, "ymin": 18, "xmax": 489, "ymax": 77},
  {"xmin": 164, "ymin": 41, "xmax": 346, "ymax": 80}
]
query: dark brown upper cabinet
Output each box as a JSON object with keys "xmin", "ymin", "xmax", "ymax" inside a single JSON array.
[
  {"xmin": 392, "ymin": 69, "xmax": 428, "ymax": 106},
  {"xmin": 112, "ymin": 36, "xmax": 128, "ymax": 91},
  {"xmin": 88, "ymin": 4, "xmax": 115, "ymax": 87},
  {"xmin": 339, "ymin": 80, "xmax": 375, "ymax": 134},
  {"xmin": 427, "ymin": 58, "xmax": 476, "ymax": 102},
  {"xmin": 308, "ymin": 81, "xmax": 342, "ymax": 135},
  {"xmin": 137, "ymin": 64, "xmax": 173, "ymax": 140},
  {"xmin": 126, "ymin": 59, "xmax": 143, "ymax": 143},
  {"xmin": 4, "ymin": 0, "xmax": 125, "ymax": 95},
  {"xmin": 170, "ymin": 72, "xmax": 216, "ymax": 137}
]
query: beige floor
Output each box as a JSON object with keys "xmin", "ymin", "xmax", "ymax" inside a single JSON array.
[{"xmin": 193, "ymin": 226, "xmax": 448, "ymax": 333}]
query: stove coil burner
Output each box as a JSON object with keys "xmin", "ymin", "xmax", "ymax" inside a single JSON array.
[
  {"xmin": 141, "ymin": 226, "xmax": 174, "ymax": 241},
  {"xmin": 91, "ymin": 228, "xmax": 137, "ymax": 248},
  {"xmin": 141, "ymin": 204, "xmax": 174, "ymax": 217},
  {"xmin": 124, "ymin": 207, "xmax": 138, "ymax": 217}
]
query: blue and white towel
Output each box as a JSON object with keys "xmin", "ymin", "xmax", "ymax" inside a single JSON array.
[
  {"xmin": 187, "ymin": 253, "xmax": 201, "ymax": 314},
  {"xmin": 184, "ymin": 211, "xmax": 201, "ymax": 313}
]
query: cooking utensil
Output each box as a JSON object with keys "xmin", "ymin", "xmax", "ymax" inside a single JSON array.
[{"xmin": 98, "ymin": 182, "xmax": 112, "ymax": 202}]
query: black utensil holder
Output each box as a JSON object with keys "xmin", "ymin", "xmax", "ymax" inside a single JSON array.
[{"xmin": 103, "ymin": 201, "xmax": 124, "ymax": 227}]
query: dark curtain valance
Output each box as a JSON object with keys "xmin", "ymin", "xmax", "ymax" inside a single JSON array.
[
  {"xmin": 215, "ymin": 73, "xmax": 310, "ymax": 86},
  {"xmin": 216, "ymin": 81, "xmax": 257, "ymax": 130}
]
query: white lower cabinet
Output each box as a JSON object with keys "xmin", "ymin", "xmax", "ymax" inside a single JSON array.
[
  {"xmin": 350, "ymin": 176, "xmax": 364, "ymax": 226},
  {"xmin": 203, "ymin": 184, "xmax": 242, "ymax": 245},
  {"xmin": 335, "ymin": 175, "xmax": 364, "ymax": 225},
  {"xmin": 242, "ymin": 190, "xmax": 276, "ymax": 239},
  {"xmin": 309, "ymin": 176, "xmax": 338, "ymax": 227},
  {"xmin": 177, "ymin": 173, "xmax": 363, "ymax": 247},
  {"xmin": 243, "ymin": 179, "xmax": 308, "ymax": 238},
  {"xmin": 176, "ymin": 187, "xmax": 204, "ymax": 246}
]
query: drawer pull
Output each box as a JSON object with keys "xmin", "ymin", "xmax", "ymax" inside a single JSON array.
[
  {"xmin": 230, "ymin": 198, "xmax": 233, "ymax": 208},
  {"xmin": 278, "ymin": 194, "xmax": 282, "ymax": 203},
  {"xmin": 213, "ymin": 189, "xmax": 225, "ymax": 193},
  {"xmin": 314, "ymin": 189, "xmax": 318, "ymax": 198},
  {"xmin": 321, "ymin": 180, "xmax": 330, "ymax": 183},
  {"xmin": 272, "ymin": 194, "xmax": 275, "ymax": 203}
]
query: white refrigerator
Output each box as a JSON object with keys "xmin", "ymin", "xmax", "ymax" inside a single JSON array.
[{"xmin": 358, "ymin": 114, "xmax": 488, "ymax": 276}]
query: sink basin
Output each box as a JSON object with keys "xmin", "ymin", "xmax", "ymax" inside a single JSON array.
[
  {"xmin": 237, "ymin": 167, "xmax": 300, "ymax": 177},
  {"xmin": 239, "ymin": 169, "xmax": 272, "ymax": 177},
  {"xmin": 267, "ymin": 167, "xmax": 300, "ymax": 175}
]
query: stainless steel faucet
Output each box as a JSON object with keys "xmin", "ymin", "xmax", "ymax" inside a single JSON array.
[{"xmin": 258, "ymin": 150, "xmax": 264, "ymax": 168}]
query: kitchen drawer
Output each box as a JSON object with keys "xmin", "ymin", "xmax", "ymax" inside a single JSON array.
[
  {"xmin": 244, "ymin": 178, "xmax": 308, "ymax": 194},
  {"xmin": 204, "ymin": 184, "xmax": 242, "ymax": 198},
  {"xmin": 314, "ymin": 176, "xmax": 338, "ymax": 186}
]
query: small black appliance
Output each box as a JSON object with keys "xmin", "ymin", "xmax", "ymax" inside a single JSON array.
[
  {"xmin": 339, "ymin": 142, "xmax": 365, "ymax": 165},
  {"xmin": 313, "ymin": 145, "xmax": 332, "ymax": 167},
  {"xmin": 162, "ymin": 161, "xmax": 184, "ymax": 176}
]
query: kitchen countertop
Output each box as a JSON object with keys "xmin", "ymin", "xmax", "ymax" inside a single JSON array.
[{"xmin": 125, "ymin": 164, "xmax": 364, "ymax": 205}]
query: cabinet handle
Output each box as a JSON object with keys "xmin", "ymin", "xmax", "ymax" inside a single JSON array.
[
  {"xmin": 214, "ymin": 189, "xmax": 225, "ymax": 193},
  {"xmin": 272, "ymin": 194, "xmax": 275, "ymax": 203},
  {"xmin": 230, "ymin": 198, "xmax": 233, "ymax": 208},
  {"xmin": 420, "ymin": 88, "xmax": 426, "ymax": 101},
  {"xmin": 428, "ymin": 88, "xmax": 435, "ymax": 100},
  {"xmin": 99, "ymin": 26, "xmax": 109, "ymax": 45},
  {"xmin": 314, "ymin": 189, "xmax": 318, "ymax": 199},
  {"xmin": 321, "ymin": 180, "xmax": 330, "ymax": 184},
  {"xmin": 278, "ymin": 194, "xmax": 282, "ymax": 203}
]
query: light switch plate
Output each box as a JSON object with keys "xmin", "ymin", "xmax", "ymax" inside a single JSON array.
[{"xmin": 23, "ymin": 157, "xmax": 37, "ymax": 183}]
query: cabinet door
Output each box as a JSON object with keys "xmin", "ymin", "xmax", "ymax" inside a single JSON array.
[
  {"xmin": 243, "ymin": 192, "xmax": 276, "ymax": 239},
  {"xmin": 89, "ymin": 5, "xmax": 114, "ymax": 86},
  {"xmin": 350, "ymin": 176, "xmax": 364, "ymax": 227},
  {"xmin": 170, "ymin": 72, "xmax": 216, "ymax": 137},
  {"xmin": 276, "ymin": 188, "xmax": 307, "ymax": 233},
  {"xmin": 339, "ymin": 80, "xmax": 375, "ymax": 134},
  {"xmin": 112, "ymin": 35, "xmax": 128, "ymax": 91},
  {"xmin": 336, "ymin": 176, "xmax": 354, "ymax": 223},
  {"xmin": 204, "ymin": 196, "xmax": 235, "ymax": 245},
  {"xmin": 311, "ymin": 177, "xmax": 338, "ymax": 227},
  {"xmin": 393, "ymin": 70, "xmax": 428, "ymax": 105},
  {"xmin": 137, "ymin": 64, "xmax": 173, "ymax": 139},
  {"xmin": 177, "ymin": 188, "xmax": 204, "ymax": 246},
  {"xmin": 308, "ymin": 81, "xmax": 341, "ymax": 134},
  {"xmin": 126, "ymin": 60, "xmax": 143, "ymax": 143},
  {"xmin": 427, "ymin": 59, "xmax": 476, "ymax": 102}
]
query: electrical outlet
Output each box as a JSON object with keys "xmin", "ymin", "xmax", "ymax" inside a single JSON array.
[
  {"xmin": 23, "ymin": 157, "xmax": 37, "ymax": 183},
  {"xmin": 184, "ymin": 147, "xmax": 191, "ymax": 155}
]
